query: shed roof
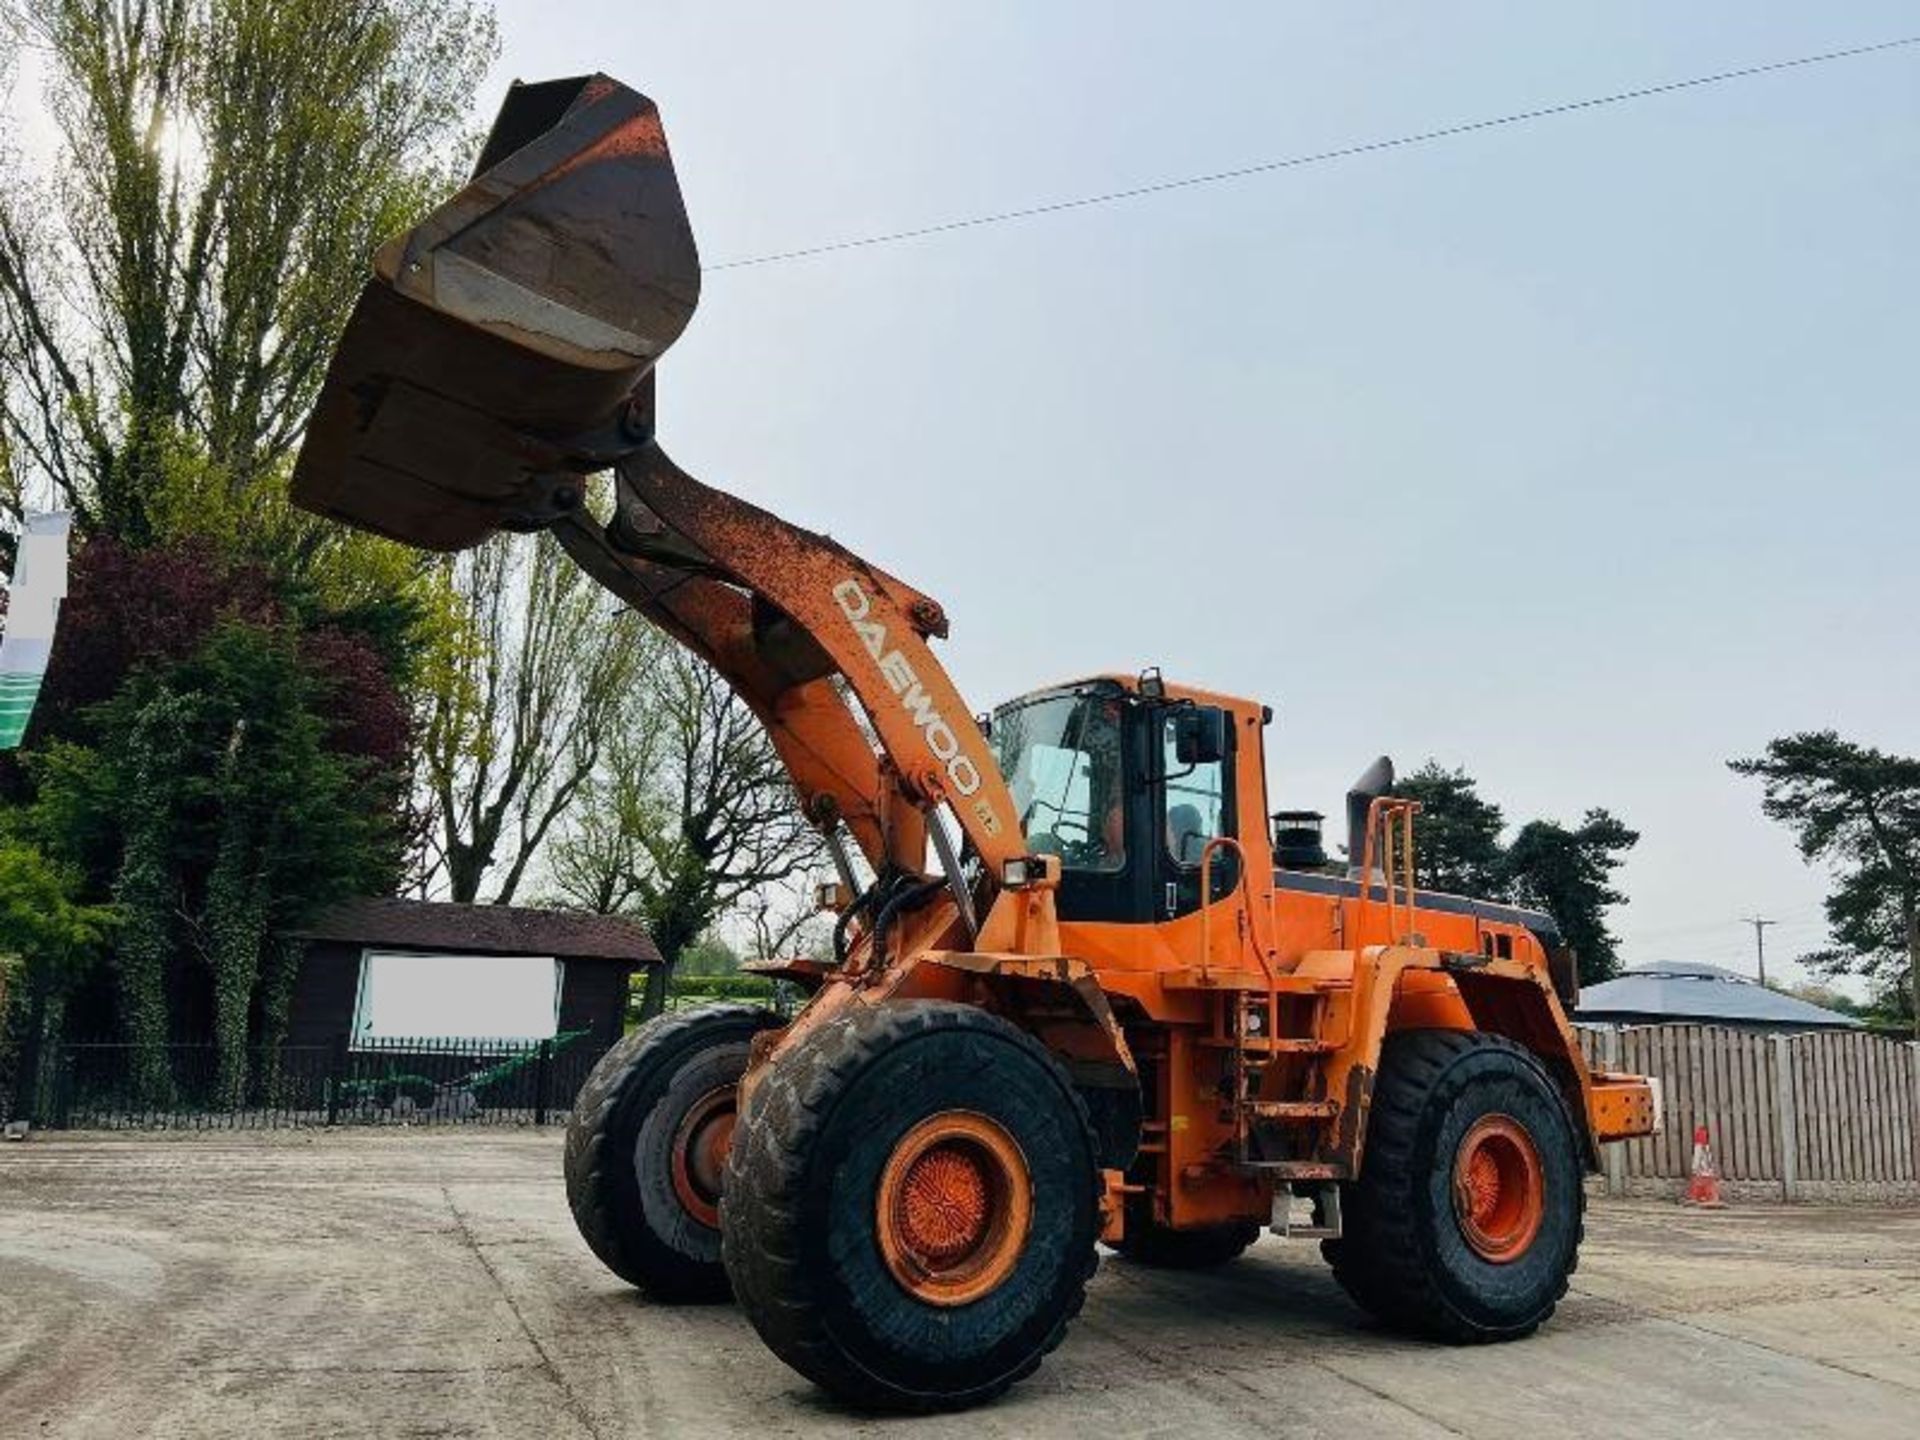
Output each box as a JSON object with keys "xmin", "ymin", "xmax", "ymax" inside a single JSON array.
[
  {"xmin": 1576, "ymin": 961, "xmax": 1858, "ymax": 1029},
  {"xmin": 293, "ymin": 897, "xmax": 661, "ymax": 965}
]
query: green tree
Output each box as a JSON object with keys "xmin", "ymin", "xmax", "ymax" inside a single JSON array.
[
  {"xmin": 1730, "ymin": 732, "xmax": 1920, "ymax": 1040},
  {"xmin": 674, "ymin": 933, "xmax": 741, "ymax": 979},
  {"xmin": 1501, "ymin": 810, "xmax": 1639, "ymax": 984},
  {"xmin": 180, "ymin": 625, "xmax": 393, "ymax": 1101},
  {"xmin": 0, "ymin": 1, "xmax": 493, "ymax": 1094},
  {"xmin": 0, "ymin": 0, "xmax": 497, "ymax": 541},
  {"xmin": 1396, "ymin": 762, "xmax": 1506, "ymax": 896},
  {"xmin": 1395, "ymin": 759, "xmax": 1639, "ymax": 984},
  {"xmin": 108, "ymin": 691, "xmax": 195, "ymax": 1104},
  {"xmin": 0, "ymin": 839, "xmax": 115, "ymax": 1121},
  {"xmin": 34, "ymin": 620, "xmax": 398, "ymax": 1099}
]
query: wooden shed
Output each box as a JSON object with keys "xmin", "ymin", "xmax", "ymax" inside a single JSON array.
[{"xmin": 285, "ymin": 898, "xmax": 663, "ymax": 1056}]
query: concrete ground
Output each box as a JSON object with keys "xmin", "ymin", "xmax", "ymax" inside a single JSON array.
[{"xmin": 2, "ymin": 1132, "xmax": 1916, "ymax": 1439}]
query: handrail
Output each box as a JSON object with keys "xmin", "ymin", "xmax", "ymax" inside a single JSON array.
[
  {"xmin": 1351, "ymin": 795, "xmax": 1421, "ymax": 947},
  {"xmin": 1198, "ymin": 834, "xmax": 1276, "ymax": 988}
]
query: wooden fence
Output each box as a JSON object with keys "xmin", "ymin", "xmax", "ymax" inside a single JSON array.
[{"xmin": 1577, "ymin": 1024, "xmax": 1920, "ymax": 1203}]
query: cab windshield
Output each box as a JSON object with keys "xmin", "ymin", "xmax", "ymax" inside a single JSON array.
[{"xmin": 990, "ymin": 692, "xmax": 1127, "ymax": 872}]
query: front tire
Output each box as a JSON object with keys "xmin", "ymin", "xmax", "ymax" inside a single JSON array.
[
  {"xmin": 563, "ymin": 1003, "xmax": 780, "ymax": 1301},
  {"xmin": 722, "ymin": 1001, "xmax": 1101, "ymax": 1412},
  {"xmin": 1323, "ymin": 1029, "xmax": 1584, "ymax": 1341}
]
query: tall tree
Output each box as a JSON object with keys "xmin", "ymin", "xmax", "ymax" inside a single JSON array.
[
  {"xmin": 1396, "ymin": 762, "xmax": 1506, "ymax": 896},
  {"xmin": 113, "ymin": 694, "xmax": 191, "ymax": 1099},
  {"xmin": 419, "ymin": 532, "xmax": 654, "ymax": 903},
  {"xmin": 181, "ymin": 624, "xmax": 395, "ymax": 1101},
  {"xmin": 546, "ymin": 648, "xmax": 828, "ymax": 967},
  {"xmin": 0, "ymin": 0, "xmax": 496, "ymax": 539},
  {"xmin": 0, "ymin": 3, "xmax": 489, "ymax": 1097},
  {"xmin": 1501, "ymin": 809, "xmax": 1638, "ymax": 984},
  {"xmin": 1731, "ymin": 732, "xmax": 1920, "ymax": 1038}
]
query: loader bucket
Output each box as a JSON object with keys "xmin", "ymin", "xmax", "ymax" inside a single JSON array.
[{"xmin": 291, "ymin": 75, "xmax": 700, "ymax": 551}]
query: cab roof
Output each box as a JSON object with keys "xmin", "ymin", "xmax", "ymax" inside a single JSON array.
[{"xmin": 999, "ymin": 673, "xmax": 1266, "ymax": 718}]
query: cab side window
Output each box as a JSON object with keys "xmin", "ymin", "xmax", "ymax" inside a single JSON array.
[{"xmin": 1161, "ymin": 716, "xmax": 1233, "ymax": 912}]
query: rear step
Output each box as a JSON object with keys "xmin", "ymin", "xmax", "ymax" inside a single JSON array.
[
  {"xmin": 1244, "ymin": 1099, "xmax": 1339, "ymax": 1122},
  {"xmin": 1269, "ymin": 1183, "xmax": 1344, "ymax": 1240},
  {"xmin": 1200, "ymin": 1036, "xmax": 1336, "ymax": 1055},
  {"xmin": 1240, "ymin": 1160, "xmax": 1347, "ymax": 1181}
]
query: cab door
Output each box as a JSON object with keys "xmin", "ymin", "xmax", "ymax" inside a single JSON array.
[{"xmin": 1156, "ymin": 705, "xmax": 1239, "ymax": 919}]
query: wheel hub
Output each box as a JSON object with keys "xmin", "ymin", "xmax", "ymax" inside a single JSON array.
[
  {"xmin": 669, "ymin": 1086, "xmax": 737, "ymax": 1230},
  {"xmin": 1452, "ymin": 1113, "xmax": 1545, "ymax": 1263},
  {"xmin": 899, "ymin": 1145, "xmax": 992, "ymax": 1263},
  {"xmin": 876, "ymin": 1111, "xmax": 1032, "ymax": 1306}
]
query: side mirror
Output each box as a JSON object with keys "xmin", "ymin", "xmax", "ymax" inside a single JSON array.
[{"xmin": 1171, "ymin": 706, "xmax": 1230, "ymax": 766}]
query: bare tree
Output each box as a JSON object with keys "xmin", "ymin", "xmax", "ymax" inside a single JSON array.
[
  {"xmin": 419, "ymin": 531, "xmax": 657, "ymax": 903},
  {"xmin": 737, "ymin": 881, "xmax": 830, "ymax": 966},
  {"xmin": 540, "ymin": 688, "xmax": 665, "ymax": 916},
  {"xmin": 546, "ymin": 647, "xmax": 829, "ymax": 966}
]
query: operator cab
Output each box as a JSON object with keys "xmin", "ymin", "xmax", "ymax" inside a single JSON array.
[{"xmin": 986, "ymin": 676, "xmax": 1243, "ymax": 925}]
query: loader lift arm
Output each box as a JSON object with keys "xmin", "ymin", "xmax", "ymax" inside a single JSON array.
[
  {"xmin": 551, "ymin": 418, "xmax": 1027, "ymax": 887},
  {"xmin": 288, "ymin": 72, "xmax": 1027, "ymax": 924}
]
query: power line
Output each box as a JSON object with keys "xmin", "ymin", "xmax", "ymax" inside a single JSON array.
[
  {"xmin": 1626, "ymin": 908, "xmax": 1825, "ymax": 943},
  {"xmin": 1666, "ymin": 924, "xmax": 1831, "ymax": 964},
  {"xmin": 706, "ymin": 34, "xmax": 1920, "ymax": 272}
]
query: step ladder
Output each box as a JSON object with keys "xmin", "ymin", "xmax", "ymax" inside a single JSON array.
[
  {"xmin": 1224, "ymin": 977, "xmax": 1354, "ymax": 1182},
  {"xmin": 1226, "ymin": 976, "xmax": 1349, "ymax": 1234},
  {"xmin": 1224, "ymin": 797, "xmax": 1422, "ymax": 1187}
]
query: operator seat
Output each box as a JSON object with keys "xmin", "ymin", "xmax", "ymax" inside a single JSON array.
[{"xmin": 1168, "ymin": 803, "xmax": 1207, "ymax": 865}]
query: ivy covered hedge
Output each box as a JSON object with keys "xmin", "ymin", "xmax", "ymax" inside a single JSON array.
[{"xmin": 1, "ymin": 539, "xmax": 412, "ymax": 1114}]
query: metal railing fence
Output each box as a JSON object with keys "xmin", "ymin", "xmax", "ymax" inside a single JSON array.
[{"xmin": 24, "ymin": 1032, "xmax": 603, "ymax": 1130}]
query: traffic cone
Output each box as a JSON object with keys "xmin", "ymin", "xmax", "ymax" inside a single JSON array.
[{"xmin": 1685, "ymin": 1123, "xmax": 1726, "ymax": 1209}]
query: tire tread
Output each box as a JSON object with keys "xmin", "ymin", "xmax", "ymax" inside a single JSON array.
[
  {"xmin": 722, "ymin": 1001, "xmax": 1102, "ymax": 1412},
  {"xmin": 563, "ymin": 1003, "xmax": 778, "ymax": 1299},
  {"xmin": 1322, "ymin": 1029, "xmax": 1585, "ymax": 1342}
]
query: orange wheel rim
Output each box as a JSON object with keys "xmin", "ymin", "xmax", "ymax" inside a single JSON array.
[
  {"xmin": 1453, "ymin": 1114, "xmax": 1545, "ymax": 1263},
  {"xmin": 669, "ymin": 1085, "xmax": 737, "ymax": 1230},
  {"xmin": 875, "ymin": 1111, "xmax": 1032, "ymax": 1307}
]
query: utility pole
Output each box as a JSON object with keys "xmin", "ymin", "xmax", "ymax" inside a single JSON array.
[{"xmin": 1742, "ymin": 916, "xmax": 1776, "ymax": 988}]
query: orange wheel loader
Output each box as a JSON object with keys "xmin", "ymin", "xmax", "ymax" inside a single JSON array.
[{"xmin": 290, "ymin": 75, "xmax": 1657, "ymax": 1412}]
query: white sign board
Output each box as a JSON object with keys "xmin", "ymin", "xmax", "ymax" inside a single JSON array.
[{"xmin": 352, "ymin": 952, "xmax": 561, "ymax": 1044}]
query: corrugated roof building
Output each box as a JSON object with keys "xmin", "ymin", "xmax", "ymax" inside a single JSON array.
[{"xmin": 1575, "ymin": 961, "xmax": 1860, "ymax": 1032}]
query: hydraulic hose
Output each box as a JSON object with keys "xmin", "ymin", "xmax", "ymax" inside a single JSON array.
[
  {"xmin": 832, "ymin": 876, "xmax": 886, "ymax": 966},
  {"xmin": 869, "ymin": 877, "xmax": 949, "ymax": 972}
]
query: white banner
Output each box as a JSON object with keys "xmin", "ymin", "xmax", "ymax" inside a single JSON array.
[{"xmin": 0, "ymin": 511, "xmax": 74, "ymax": 750}]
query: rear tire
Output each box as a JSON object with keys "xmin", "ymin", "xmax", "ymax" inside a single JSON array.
[
  {"xmin": 563, "ymin": 1003, "xmax": 780, "ymax": 1301},
  {"xmin": 1323, "ymin": 1029, "xmax": 1584, "ymax": 1341},
  {"xmin": 722, "ymin": 1001, "xmax": 1101, "ymax": 1412}
]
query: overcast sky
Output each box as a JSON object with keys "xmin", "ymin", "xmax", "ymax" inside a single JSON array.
[
  {"xmin": 10, "ymin": 5, "xmax": 1918, "ymax": 990},
  {"xmin": 482, "ymin": 3, "xmax": 1916, "ymax": 990}
]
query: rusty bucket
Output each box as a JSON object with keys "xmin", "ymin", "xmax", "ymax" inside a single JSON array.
[{"xmin": 291, "ymin": 75, "xmax": 700, "ymax": 550}]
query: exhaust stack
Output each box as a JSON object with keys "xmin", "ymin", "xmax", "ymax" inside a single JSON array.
[
  {"xmin": 1345, "ymin": 756, "xmax": 1395, "ymax": 875},
  {"xmin": 291, "ymin": 75, "xmax": 701, "ymax": 550}
]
